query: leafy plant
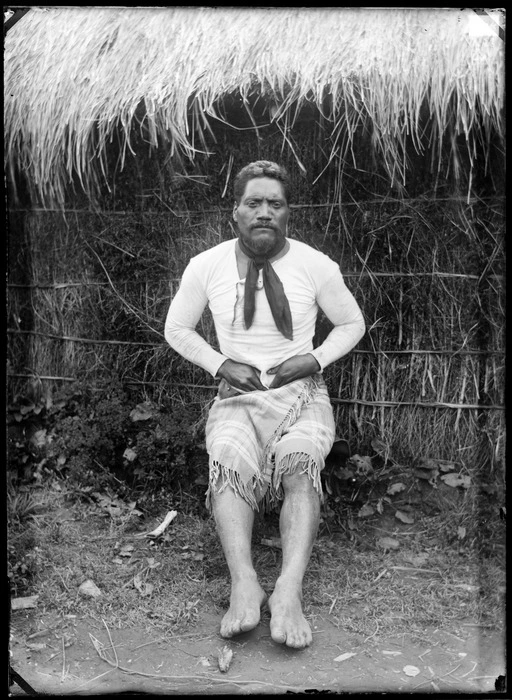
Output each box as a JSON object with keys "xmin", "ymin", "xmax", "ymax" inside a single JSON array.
[
  {"xmin": 7, "ymin": 484, "xmax": 49, "ymax": 595},
  {"xmin": 7, "ymin": 378, "xmax": 206, "ymax": 500},
  {"xmin": 127, "ymin": 408, "xmax": 204, "ymax": 488}
]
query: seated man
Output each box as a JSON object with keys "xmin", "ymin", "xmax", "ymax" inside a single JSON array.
[{"xmin": 165, "ymin": 160, "xmax": 365, "ymax": 648}]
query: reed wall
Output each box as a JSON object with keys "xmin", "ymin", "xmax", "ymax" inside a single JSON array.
[{"xmin": 7, "ymin": 119, "xmax": 505, "ymax": 477}]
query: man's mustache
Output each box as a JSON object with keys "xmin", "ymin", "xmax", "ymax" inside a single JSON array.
[{"xmin": 251, "ymin": 222, "xmax": 276, "ymax": 230}]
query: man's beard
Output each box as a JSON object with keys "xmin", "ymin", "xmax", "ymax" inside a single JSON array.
[{"xmin": 243, "ymin": 228, "xmax": 285, "ymax": 258}]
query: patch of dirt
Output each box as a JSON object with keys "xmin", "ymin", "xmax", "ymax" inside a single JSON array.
[
  {"xmin": 9, "ymin": 607, "xmax": 505, "ymax": 695},
  {"xmin": 8, "ymin": 462, "xmax": 506, "ymax": 696}
]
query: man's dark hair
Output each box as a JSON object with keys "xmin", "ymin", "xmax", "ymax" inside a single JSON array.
[{"xmin": 233, "ymin": 161, "xmax": 292, "ymax": 204}]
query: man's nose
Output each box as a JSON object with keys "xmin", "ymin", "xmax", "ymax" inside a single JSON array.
[{"xmin": 257, "ymin": 202, "xmax": 272, "ymax": 218}]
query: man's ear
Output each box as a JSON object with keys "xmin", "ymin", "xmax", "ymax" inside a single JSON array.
[{"xmin": 233, "ymin": 203, "xmax": 238, "ymax": 222}]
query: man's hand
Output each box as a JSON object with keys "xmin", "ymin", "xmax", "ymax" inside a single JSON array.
[
  {"xmin": 267, "ymin": 354, "xmax": 321, "ymax": 389},
  {"xmin": 216, "ymin": 359, "xmax": 267, "ymax": 393}
]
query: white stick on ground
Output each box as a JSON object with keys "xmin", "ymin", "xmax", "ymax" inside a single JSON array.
[{"xmin": 145, "ymin": 510, "xmax": 178, "ymax": 538}]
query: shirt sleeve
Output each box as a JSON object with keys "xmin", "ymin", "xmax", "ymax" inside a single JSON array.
[
  {"xmin": 308, "ymin": 269, "xmax": 366, "ymax": 370},
  {"xmin": 164, "ymin": 260, "xmax": 229, "ymax": 378}
]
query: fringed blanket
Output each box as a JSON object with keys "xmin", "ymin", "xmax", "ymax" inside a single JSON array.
[{"xmin": 205, "ymin": 374, "xmax": 335, "ymax": 511}]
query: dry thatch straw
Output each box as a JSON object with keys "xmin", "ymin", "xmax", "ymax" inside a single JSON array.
[{"xmin": 4, "ymin": 7, "xmax": 505, "ymax": 207}]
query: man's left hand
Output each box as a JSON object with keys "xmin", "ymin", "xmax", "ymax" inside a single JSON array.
[{"xmin": 267, "ymin": 354, "xmax": 321, "ymax": 389}]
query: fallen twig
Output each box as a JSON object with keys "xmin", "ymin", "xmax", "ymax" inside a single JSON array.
[
  {"xmin": 444, "ymin": 631, "xmax": 466, "ymax": 643},
  {"xmin": 372, "ymin": 568, "xmax": 388, "ymax": 583},
  {"xmin": 102, "ymin": 619, "xmax": 119, "ymax": 668},
  {"xmin": 133, "ymin": 638, "xmax": 165, "ymax": 650},
  {"xmin": 389, "ymin": 566, "xmax": 442, "ymax": 575},
  {"xmin": 460, "ymin": 661, "xmax": 478, "ymax": 678},
  {"xmin": 72, "ymin": 669, "xmax": 116, "ymax": 691},
  {"xmin": 441, "ymin": 663, "xmax": 461, "ymax": 678},
  {"xmin": 369, "ymin": 526, "xmax": 428, "ymax": 536},
  {"xmin": 363, "ymin": 620, "xmax": 379, "ymax": 643},
  {"xmin": 87, "ymin": 633, "xmax": 299, "ymax": 690},
  {"xmin": 141, "ymin": 510, "xmax": 178, "ymax": 538},
  {"xmin": 61, "ymin": 636, "xmax": 66, "ymax": 682}
]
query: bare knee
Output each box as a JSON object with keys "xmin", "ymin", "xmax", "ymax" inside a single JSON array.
[
  {"xmin": 281, "ymin": 468, "xmax": 319, "ymax": 497},
  {"xmin": 209, "ymin": 471, "xmax": 261, "ymax": 514},
  {"xmin": 210, "ymin": 478, "xmax": 245, "ymax": 507}
]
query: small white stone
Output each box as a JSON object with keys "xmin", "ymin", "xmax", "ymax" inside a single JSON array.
[
  {"xmin": 403, "ymin": 665, "xmax": 420, "ymax": 677},
  {"xmin": 78, "ymin": 579, "xmax": 102, "ymax": 598}
]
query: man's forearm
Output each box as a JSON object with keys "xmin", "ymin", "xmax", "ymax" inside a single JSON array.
[
  {"xmin": 309, "ymin": 318, "xmax": 366, "ymax": 371},
  {"xmin": 165, "ymin": 323, "xmax": 228, "ymax": 378},
  {"xmin": 312, "ymin": 270, "xmax": 366, "ymax": 371},
  {"xmin": 164, "ymin": 262, "xmax": 228, "ymax": 378}
]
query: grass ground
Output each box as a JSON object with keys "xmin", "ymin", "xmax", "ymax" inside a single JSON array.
[{"xmin": 8, "ymin": 462, "xmax": 505, "ymax": 646}]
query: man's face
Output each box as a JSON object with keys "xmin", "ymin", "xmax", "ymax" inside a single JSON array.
[{"xmin": 233, "ymin": 177, "xmax": 290, "ymax": 258}]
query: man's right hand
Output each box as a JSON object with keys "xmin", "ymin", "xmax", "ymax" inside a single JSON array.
[{"xmin": 216, "ymin": 359, "xmax": 267, "ymax": 393}]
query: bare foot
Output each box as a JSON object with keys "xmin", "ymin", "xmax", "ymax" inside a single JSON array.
[
  {"xmin": 268, "ymin": 578, "xmax": 312, "ymax": 648},
  {"xmin": 220, "ymin": 576, "xmax": 267, "ymax": 638}
]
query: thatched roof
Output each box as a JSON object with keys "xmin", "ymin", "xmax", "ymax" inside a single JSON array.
[{"xmin": 4, "ymin": 6, "xmax": 505, "ymax": 206}]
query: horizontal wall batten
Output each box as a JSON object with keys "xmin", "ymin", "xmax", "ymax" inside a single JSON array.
[
  {"xmin": 7, "ymin": 269, "xmax": 505, "ymax": 290},
  {"xmin": 7, "ymin": 373, "xmax": 505, "ymax": 411},
  {"xmin": 6, "ymin": 329, "xmax": 505, "ymax": 356},
  {"xmin": 7, "ymin": 195, "xmax": 506, "ymax": 216}
]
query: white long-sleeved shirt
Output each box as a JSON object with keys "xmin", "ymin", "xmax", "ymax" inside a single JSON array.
[{"xmin": 165, "ymin": 238, "xmax": 365, "ymax": 388}]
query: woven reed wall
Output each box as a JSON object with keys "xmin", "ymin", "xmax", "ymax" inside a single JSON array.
[{"xmin": 7, "ymin": 118, "xmax": 505, "ymax": 475}]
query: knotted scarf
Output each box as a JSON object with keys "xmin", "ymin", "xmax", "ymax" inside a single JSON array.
[{"xmin": 238, "ymin": 238, "xmax": 293, "ymax": 340}]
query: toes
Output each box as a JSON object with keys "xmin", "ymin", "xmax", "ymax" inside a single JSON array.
[
  {"xmin": 287, "ymin": 633, "xmax": 310, "ymax": 649},
  {"xmin": 220, "ymin": 614, "xmax": 240, "ymax": 638},
  {"xmin": 221, "ymin": 609, "xmax": 261, "ymax": 638},
  {"xmin": 287, "ymin": 639, "xmax": 302, "ymax": 649},
  {"xmin": 239, "ymin": 615, "xmax": 259, "ymax": 633},
  {"xmin": 270, "ymin": 626, "xmax": 287, "ymax": 644},
  {"xmin": 221, "ymin": 620, "xmax": 244, "ymax": 638},
  {"xmin": 270, "ymin": 622, "xmax": 310, "ymax": 648},
  {"xmin": 220, "ymin": 622, "xmax": 236, "ymax": 638},
  {"xmin": 270, "ymin": 616, "xmax": 312, "ymax": 648}
]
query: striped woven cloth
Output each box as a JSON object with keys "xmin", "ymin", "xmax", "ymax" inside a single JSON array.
[{"xmin": 205, "ymin": 374, "xmax": 335, "ymax": 511}]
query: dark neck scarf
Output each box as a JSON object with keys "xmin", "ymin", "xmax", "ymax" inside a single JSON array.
[{"xmin": 238, "ymin": 238, "xmax": 293, "ymax": 341}]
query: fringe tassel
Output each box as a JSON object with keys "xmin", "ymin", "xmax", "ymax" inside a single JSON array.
[
  {"xmin": 206, "ymin": 459, "xmax": 265, "ymax": 512},
  {"xmin": 264, "ymin": 451, "xmax": 323, "ymax": 510},
  {"xmin": 261, "ymin": 375, "xmax": 319, "ymax": 476}
]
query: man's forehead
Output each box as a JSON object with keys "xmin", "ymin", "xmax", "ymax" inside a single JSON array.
[{"xmin": 241, "ymin": 178, "xmax": 287, "ymax": 201}]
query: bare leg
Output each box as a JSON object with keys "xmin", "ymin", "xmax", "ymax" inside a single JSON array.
[
  {"xmin": 268, "ymin": 468, "xmax": 320, "ymax": 648},
  {"xmin": 211, "ymin": 484, "xmax": 267, "ymax": 638}
]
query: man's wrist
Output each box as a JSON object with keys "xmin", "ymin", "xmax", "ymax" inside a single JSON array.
[
  {"xmin": 306, "ymin": 353, "xmax": 321, "ymax": 372},
  {"xmin": 215, "ymin": 358, "xmax": 232, "ymax": 379}
]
